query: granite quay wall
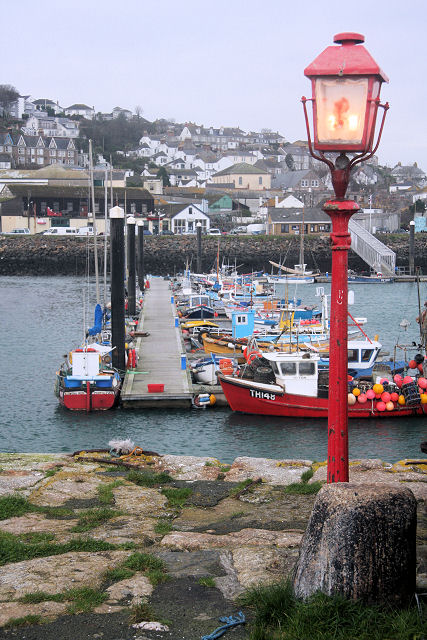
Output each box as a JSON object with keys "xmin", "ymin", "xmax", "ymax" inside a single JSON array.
[{"xmin": 0, "ymin": 234, "xmax": 426, "ymax": 277}]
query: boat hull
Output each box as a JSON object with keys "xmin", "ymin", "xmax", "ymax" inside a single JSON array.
[
  {"xmin": 218, "ymin": 373, "xmax": 425, "ymax": 419},
  {"xmin": 59, "ymin": 388, "xmax": 119, "ymax": 411}
]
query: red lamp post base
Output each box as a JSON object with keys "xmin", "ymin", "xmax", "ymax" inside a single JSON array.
[{"xmin": 324, "ymin": 199, "xmax": 360, "ymax": 483}]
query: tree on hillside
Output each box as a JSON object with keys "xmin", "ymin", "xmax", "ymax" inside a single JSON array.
[
  {"xmin": 156, "ymin": 166, "xmax": 170, "ymax": 186},
  {"xmin": 285, "ymin": 153, "xmax": 295, "ymax": 171},
  {"xmin": 0, "ymin": 85, "xmax": 19, "ymax": 116}
]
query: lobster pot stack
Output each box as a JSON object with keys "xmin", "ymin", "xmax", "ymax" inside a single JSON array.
[{"xmin": 348, "ymin": 353, "xmax": 427, "ymax": 412}]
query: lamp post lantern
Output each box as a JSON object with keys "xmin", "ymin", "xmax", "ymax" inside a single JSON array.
[{"xmin": 302, "ymin": 33, "xmax": 389, "ymax": 483}]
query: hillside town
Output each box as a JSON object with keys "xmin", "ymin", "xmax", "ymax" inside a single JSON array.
[{"xmin": 0, "ymin": 87, "xmax": 427, "ymax": 238}]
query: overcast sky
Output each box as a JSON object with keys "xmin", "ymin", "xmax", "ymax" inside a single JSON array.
[{"xmin": 3, "ymin": 0, "xmax": 426, "ymax": 170}]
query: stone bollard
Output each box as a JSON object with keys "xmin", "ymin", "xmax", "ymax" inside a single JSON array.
[{"xmin": 293, "ymin": 483, "xmax": 417, "ymax": 606}]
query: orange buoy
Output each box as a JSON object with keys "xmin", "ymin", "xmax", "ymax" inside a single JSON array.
[
  {"xmin": 398, "ymin": 395, "xmax": 406, "ymax": 405},
  {"xmin": 385, "ymin": 401, "xmax": 395, "ymax": 411},
  {"xmin": 373, "ymin": 383, "xmax": 384, "ymax": 395}
]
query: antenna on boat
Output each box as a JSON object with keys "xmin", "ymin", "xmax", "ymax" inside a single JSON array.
[
  {"xmin": 88, "ymin": 140, "xmax": 100, "ymax": 304},
  {"xmin": 103, "ymin": 166, "xmax": 108, "ymax": 309}
]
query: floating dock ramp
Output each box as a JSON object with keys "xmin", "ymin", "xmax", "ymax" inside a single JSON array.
[{"xmin": 121, "ymin": 277, "xmax": 193, "ymax": 408}]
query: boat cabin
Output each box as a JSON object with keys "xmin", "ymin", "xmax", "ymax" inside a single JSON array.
[{"xmin": 262, "ymin": 351, "xmax": 319, "ymax": 396}]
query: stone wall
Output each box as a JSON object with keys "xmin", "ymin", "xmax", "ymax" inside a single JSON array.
[{"xmin": 0, "ymin": 234, "xmax": 426, "ymax": 276}]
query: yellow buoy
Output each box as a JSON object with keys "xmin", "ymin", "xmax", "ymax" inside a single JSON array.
[
  {"xmin": 398, "ymin": 395, "xmax": 406, "ymax": 406},
  {"xmin": 209, "ymin": 394, "xmax": 217, "ymax": 405},
  {"xmin": 420, "ymin": 393, "xmax": 427, "ymax": 404},
  {"xmin": 373, "ymin": 383, "xmax": 384, "ymax": 395},
  {"xmin": 352, "ymin": 387, "xmax": 361, "ymax": 397}
]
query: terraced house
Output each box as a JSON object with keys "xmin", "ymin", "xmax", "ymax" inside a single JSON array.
[{"xmin": 0, "ymin": 133, "xmax": 79, "ymax": 168}]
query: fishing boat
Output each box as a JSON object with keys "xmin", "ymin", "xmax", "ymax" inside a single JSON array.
[
  {"xmin": 348, "ymin": 271, "xmax": 394, "ymax": 284},
  {"xmin": 55, "ymin": 142, "xmax": 123, "ymax": 411},
  {"xmin": 217, "ymin": 346, "xmax": 427, "ymax": 419},
  {"xmin": 55, "ymin": 343, "xmax": 121, "ymax": 411}
]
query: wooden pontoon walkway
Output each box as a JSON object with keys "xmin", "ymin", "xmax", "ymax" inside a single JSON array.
[{"xmin": 121, "ymin": 277, "xmax": 193, "ymax": 408}]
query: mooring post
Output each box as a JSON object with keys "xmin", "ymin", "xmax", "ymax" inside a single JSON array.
[
  {"xmin": 110, "ymin": 206, "xmax": 126, "ymax": 372},
  {"xmin": 137, "ymin": 219, "xmax": 145, "ymax": 294},
  {"xmin": 127, "ymin": 216, "xmax": 136, "ymax": 315},
  {"xmin": 293, "ymin": 483, "xmax": 416, "ymax": 606},
  {"xmin": 196, "ymin": 221, "xmax": 202, "ymax": 273},
  {"xmin": 409, "ymin": 220, "xmax": 415, "ymax": 276}
]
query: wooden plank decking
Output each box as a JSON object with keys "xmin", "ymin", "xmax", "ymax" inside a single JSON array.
[{"xmin": 121, "ymin": 277, "xmax": 193, "ymax": 408}]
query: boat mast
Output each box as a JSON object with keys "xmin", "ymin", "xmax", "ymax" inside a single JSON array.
[
  {"xmin": 89, "ymin": 140, "xmax": 100, "ymax": 304},
  {"xmin": 103, "ymin": 167, "xmax": 108, "ymax": 308},
  {"xmin": 298, "ymin": 207, "xmax": 305, "ymax": 274}
]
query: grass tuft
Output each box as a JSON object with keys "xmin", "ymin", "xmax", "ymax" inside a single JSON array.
[
  {"xmin": 284, "ymin": 481, "xmax": 323, "ymax": 495},
  {"xmin": 4, "ymin": 614, "xmax": 44, "ymax": 628},
  {"xmin": 129, "ymin": 601, "xmax": 156, "ymax": 624},
  {"xmin": 0, "ymin": 531, "xmax": 129, "ymax": 566},
  {"xmin": 65, "ymin": 587, "xmax": 107, "ymax": 614},
  {"xmin": 198, "ymin": 576, "xmax": 216, "ymax": 588},
  {"xmin": 19, "ymin": 591, "xmax": 65, "ymax": 604},
  {"xmin": 154, "ymin": 519, "xmax": 173, "ymax": 535},
  {"xmin": 300, "ymin": 468, "xmax": 314, "ymax": 483},
  {"xmin": 0, "ymin": 494, "xmax": 73, "ymax": 521},
  {"xmin": 0, "ymin": 495, "xmax": 37, "ymax": 520},
  {"xmin": 127, "ymin": 469, "xmax": 172, "ymax": 488},
  {"xmin": 229, "ymin": 479, "xmax": 253, "ymax": 497},
  {"xmin": 104, "ymin": 566, "xmax": 135, "ymax": 582},
  {"xmin": 97, "ymin": 479, "xmax": 123, "ymax": 504},
  {"xmin": 239, "ymin": 580, "xmax": 426, "ymax": 640},
  {"xmin": 123, "ymin": 552, "xmax": 166, "ymax": 572},
  {"xmin": 70, "ymin": 507, "xmax": 122, "ymax": 532},
  {"xmin": 161, "ymin": 487, "xmax": 192, "ymax": 507}
]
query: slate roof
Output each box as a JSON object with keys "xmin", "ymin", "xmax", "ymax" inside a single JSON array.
[
  {"xmin": 268, "ymin": 206, "xmax": 330, "ymax": 223},
  {"xmin": 272, "ymin": 170, "xmax": 312, "ymax": 189},
  {"xmin": 213, "ymin": 162, "xmax": 268, "ymax": 177},
  {"xmin": 6, "ymin": 184, "xmax": 153, "ymax": 199},
  {"xmin": 66, "ymin": 104, "xmax": 93, "ymax": 110}
]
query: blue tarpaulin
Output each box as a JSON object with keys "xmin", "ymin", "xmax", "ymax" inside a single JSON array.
[{"xmin": 87, "ymin": 303, "xmax": 103, "ymax": 336}]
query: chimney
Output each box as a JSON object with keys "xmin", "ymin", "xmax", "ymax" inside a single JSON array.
[{"xmin": 275, "ymin": 195, "xmax": 278, "ymax": 207}]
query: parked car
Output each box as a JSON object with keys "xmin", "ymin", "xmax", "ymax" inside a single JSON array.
[
  {"xmin": 77, "ymin": 226, "xmax": 94, "ymax": 236},
  {"xmin": 160, "ymin": 230, "xmax": 174, "ymax": 235},
  {"xmin": 207, "ymin": 228, "xmax": 221, "ymax": 236},
  {"xmin": 2, "ymin": 228, "xmax": 30, "ymax": 235},
  {"xmin": 42, "ymin": 227, "xmax": 78, "ymax": 236}
]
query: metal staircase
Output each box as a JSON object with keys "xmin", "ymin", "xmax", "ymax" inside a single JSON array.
[{"xmin": 349, "ymin": 218, "xmax": 396, "ymax": 276}]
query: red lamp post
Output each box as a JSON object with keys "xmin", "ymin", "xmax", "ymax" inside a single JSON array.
[{"xmin": 302, "ymin": 33, "xmax": 389, "ymax": 483}]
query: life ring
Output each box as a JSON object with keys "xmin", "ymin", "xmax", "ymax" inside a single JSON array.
[{"xmin": 246, "ymin": 350, "xmax": 262, "ymax": 364}]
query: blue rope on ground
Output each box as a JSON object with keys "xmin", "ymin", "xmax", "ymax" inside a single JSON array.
[{"xmin": 201, "ymin": 611, "xmax": 245, "ymax": 640}]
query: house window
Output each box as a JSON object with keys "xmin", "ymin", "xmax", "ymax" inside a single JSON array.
[
  {"xmin": 50, "ymin": 150, "xmax": 56, "ymax": 156},
  {"xmin": 38, "ymin": 149, "xmax": 43, "ymax": 156},
  {"xmin": 258, "ymin": 176, "xmax": 263, "ymax": 185},
  {"xmin": 310, "ymin": 225, "xmax": 315, "ymax": 232},
  {"xmin": 280, "ymin": 224, "xmax": 289, "ymax": 233},
  {"xmin": 188, "ymin": 207, "xmax": 192, "ymax": 215},
  {"xmin": 68, "ymin": 151, "xmax": 73, "ymax": 157},
  {"xmin": 18, "ymin": 157, "xmax": 25, "ymax": 164},
  {"xmin": 236, "ymin": 315, "xmax": 248, "ymax": 325},
  {"xmin": 238, "ymin": 176, "xmax": 243, "ymax": 185},
  {"xmin": 18, "ymin": 147, "xmax": 25, "ymax": 154},
  {"xmin": 37, "ymin": 158, "xmax": 44, "ymax": 164},
  {"xmin": 311, "ymin": 180, "xmax": 319, "ymax": 187},
  {"xmin": 300, "ymin": 180, "xmax": 309, "ymax": 187}
]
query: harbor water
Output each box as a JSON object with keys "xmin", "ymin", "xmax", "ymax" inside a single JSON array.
[{"xmin": 0, "ymin": 275, "xmax": 426, "ymax": 463}]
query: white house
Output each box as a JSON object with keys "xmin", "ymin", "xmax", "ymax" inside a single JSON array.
[
  {"xmin": 169, "ymin": 203, "xmax": 210, "ymax": 234},
  {"xmin": 64, "ymin": 104, "xmax": 95, "ymax": 119}
]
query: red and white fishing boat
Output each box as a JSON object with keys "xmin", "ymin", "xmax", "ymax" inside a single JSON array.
[
  {"xmin": 218, "ymin": 348, "xmax": 427, "ymax": 419},
  {"xmin": 55, "ymin": 344, "xmax": 121, "ymax": 411}
]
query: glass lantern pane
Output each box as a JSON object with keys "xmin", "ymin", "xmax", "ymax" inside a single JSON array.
[{"xmin": 315, "ymin": 78, "xmax": 368, "ymax": 145}]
